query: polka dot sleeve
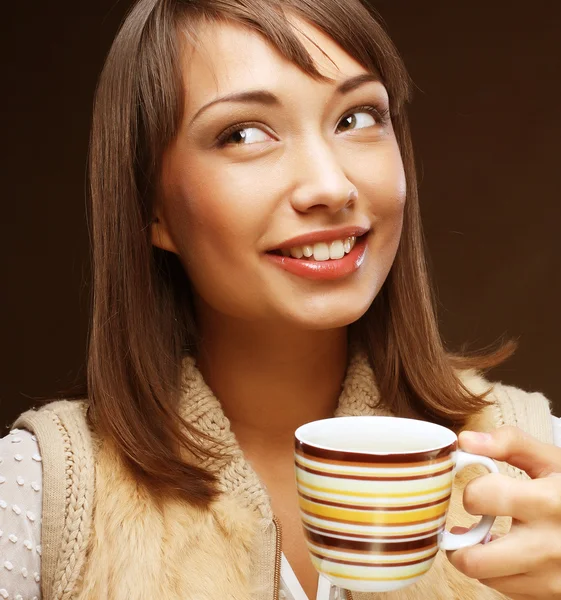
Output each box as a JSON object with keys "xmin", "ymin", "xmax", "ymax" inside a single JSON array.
[{"xmin": 0, "ymin": 429, "xmax": 42, "ymax": 600}]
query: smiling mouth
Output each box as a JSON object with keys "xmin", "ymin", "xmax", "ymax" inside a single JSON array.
[{"xmin": 268, "ymin": 235, "xmax": 363, "ymax": 261}]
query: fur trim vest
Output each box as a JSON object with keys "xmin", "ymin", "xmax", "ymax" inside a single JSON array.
[{"xmin": 13, "ymin": 352, "xmax": 554, "ymax": 600}]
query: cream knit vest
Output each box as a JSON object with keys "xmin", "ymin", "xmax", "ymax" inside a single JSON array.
[{"xmin": 13, "ymin": 351, "xmax": 553, "ymax": 600}]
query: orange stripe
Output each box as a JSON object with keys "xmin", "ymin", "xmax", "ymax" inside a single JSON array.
[
  {"xmin": 300, "ymin": 507, "xmax": 446, "ymax": 527},
  {"xmin": 297, "ymin": 481, "xmax": 451, "ymax": 499},
  {"xmin": 299, "ymin": 497, "xmax": 448, "ymax": 524}
]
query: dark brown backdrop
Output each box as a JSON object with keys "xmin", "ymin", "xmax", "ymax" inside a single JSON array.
[{"xmin": 1, "ymin": 1, "xmax": 559, "ymax": 430}]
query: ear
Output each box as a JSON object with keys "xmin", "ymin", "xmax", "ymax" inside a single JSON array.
[{"xmin": 150, "ymin": 212, "xmax": 180, "ymax": 255}]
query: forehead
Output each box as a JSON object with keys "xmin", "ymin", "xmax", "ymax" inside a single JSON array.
[{"xmin": 180, "ymin": 16, "xmax": 369, "ymax": 105}]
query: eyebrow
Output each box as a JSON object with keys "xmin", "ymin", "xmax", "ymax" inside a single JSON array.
[{"xmin": 189, "ymin": 72, "xmax": 381, "ymax": 126}]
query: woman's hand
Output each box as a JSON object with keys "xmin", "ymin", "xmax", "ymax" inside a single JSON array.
[{"xmin": 446, "ymin": 426, "xmax": 561, "ymax": 600}]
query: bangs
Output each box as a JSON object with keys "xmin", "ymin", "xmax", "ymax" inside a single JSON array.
[{"xmin": 178, "ymin": 0, "xmax": 412, "ymax": 113}]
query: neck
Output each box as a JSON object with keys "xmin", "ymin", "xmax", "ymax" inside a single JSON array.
[{"xmin": 195, "ymin": 309, "xmax": 348, "ymax": 456}]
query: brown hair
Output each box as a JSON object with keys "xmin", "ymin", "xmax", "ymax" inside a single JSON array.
[{"xmin": 55, "ymin": 0, "xmax": 513, "ymax": 506}]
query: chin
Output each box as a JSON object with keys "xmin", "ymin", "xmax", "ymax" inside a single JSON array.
[{"xmin": 281, "ymin": 292, "xmax": 375, "ymax": 331}]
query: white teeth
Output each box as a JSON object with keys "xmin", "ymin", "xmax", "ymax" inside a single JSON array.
[
  {"xmin": 313, "ymin": 242, "xmax": 330, "ymax": 261},
  {"xmin": 329, "ymin": 240, "xmax": 345, "ymax": 260},
  {"xmin": 279, "ymin": 236, "xmax": 359, "ymax": 261}
]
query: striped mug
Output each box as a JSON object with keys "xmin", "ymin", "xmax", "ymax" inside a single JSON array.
[{"xmin": 294, "ymin": 416, "xmax": 499, "ymax": 592}]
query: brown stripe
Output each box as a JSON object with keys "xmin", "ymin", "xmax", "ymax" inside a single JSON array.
[
  {"xmin": 298, "ymin": 491, "xmax": 451, "ymax": 512},
  {"xmin": 301, "ymin": 508, "xmax": 446, "ymax": 527},
  {"xmin": 304, "ymin": 523, "xmax": 445, "ymax": 540},
  {"xmin": 295, "ymin": 448, "xmax": 452, "ymax": 469},
  {"xmin": 309, "ymin": 548, "xmax": 439, "ymax": 569},
  {"xmin": 296, "ymin": 463, "xmax": 454, "ymax": 481},
  {"xmin": 295, "ymin": 439, "xmax": 457, "ymax": 464},
  {"xmin": 306, "ymin": 529, "xmax": 439, "ymax": 553}
]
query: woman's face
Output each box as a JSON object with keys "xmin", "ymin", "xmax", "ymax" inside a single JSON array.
[{"xmin": 153, "ymin": 17, "xmax": 406, "ymax": 330}]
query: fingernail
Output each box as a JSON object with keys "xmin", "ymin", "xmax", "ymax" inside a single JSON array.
[
  {"xmin": 450, "ymin": 524, "xmax": 476, "ymax": 535},
  {"xmin": 462, "ymin": 431, "xmax": 492, "ymax": 444},
  {"xmin": 450, "ymin": 526, "xmax": 468, "ymax": 534}
]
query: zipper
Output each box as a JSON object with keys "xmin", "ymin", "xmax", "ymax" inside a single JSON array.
[
  {"xmin": 272, "ymin": 514, "xmax": 355, "ymax": 600},
  {"xmin": 272, "ymin": 515, "xmax": 283, "ymax": 600}
]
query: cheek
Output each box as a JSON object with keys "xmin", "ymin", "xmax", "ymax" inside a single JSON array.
[
  {"xmin": 160, "ymin": 156, "xmax": 278, "ymax": 319},
  {"xmin": 164, "ymin": 159, "xmax": 267, "ymax": 260},
  {"xmin": 161, "ymin": 167, "xmax": 262, "ymax": 315},
  {"xmin": 356, "ymin": 142, "xmax": 407, "ymax": 219}
]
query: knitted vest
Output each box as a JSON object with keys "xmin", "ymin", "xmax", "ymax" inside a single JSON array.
[{"xmin": 13, "ymin": 352, "xmax": 553, "ymax": 600}]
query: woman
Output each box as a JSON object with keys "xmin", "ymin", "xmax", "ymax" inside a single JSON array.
[{"xmin": 1, "ymin": 0, "xmax": 560, "ymax": 598}]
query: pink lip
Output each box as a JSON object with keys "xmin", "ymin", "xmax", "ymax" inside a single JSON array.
[
  {"xmin": 265, "ymin": 233, "xmax": 368, "ymax": 281},
  {"xmin": 270, "ymin": 225, "xmax": 370, "ymax": 251}
]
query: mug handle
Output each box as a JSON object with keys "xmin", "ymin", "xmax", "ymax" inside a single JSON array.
[{"xmin": 439, "ymin": 450, "xmax": 499, "ymax": 551}]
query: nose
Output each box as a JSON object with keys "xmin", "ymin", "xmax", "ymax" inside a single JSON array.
[{"xmin": 289, "ymin": 141, "xmax": 357, "ymax": 215}]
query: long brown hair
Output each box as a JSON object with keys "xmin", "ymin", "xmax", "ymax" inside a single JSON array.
[{"xmin": 53, "ymin": 0, "xmax": 513, "ymax": 506}]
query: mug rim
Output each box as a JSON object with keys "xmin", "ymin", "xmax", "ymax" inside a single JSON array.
[{"xmin": 294, "ymin": 415, "xmax": 458, "ymax": 460}]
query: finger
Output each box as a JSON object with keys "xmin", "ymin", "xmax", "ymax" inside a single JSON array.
[
  {"xmin": 459, "ymin": 426, "xmax": 561, "ymax": 479},
  {"xmin": 462, "ymin": 472, "xmax": 561, "ymax": 522},
  {"xmin": 447, "ymin": 530, "xmax": 542, "ymax": 580},
  {"xmin": 479, "ymin": 572, "xmax": 561, "ymax": 598},
  {"xmin": 449, "ymin": 526, "xmax": 497, "ymax": 544}
]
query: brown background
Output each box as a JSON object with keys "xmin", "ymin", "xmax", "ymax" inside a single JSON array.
[{"xmin": 1, "ymin": 1, "xmax": 559, "ymax": 431}]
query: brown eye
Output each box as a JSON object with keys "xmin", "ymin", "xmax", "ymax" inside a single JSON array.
[
  {"xmin": 217, "ymin": 124, "xmax": 272, "ymax": 147},
  {"xmin": 337, "ymin": 108, "xmax": 378, "ymax": 133}
]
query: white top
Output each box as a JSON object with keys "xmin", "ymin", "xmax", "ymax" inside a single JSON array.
[
  {"xmin": 2, "ymin": 418, "xmax": 561, "ymax": 600},
  {"xmin": 0, "ymin": 429, "xmax": 42, "ymax": 600}
]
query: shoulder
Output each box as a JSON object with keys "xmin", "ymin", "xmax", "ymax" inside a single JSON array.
[
  {"xmin": 10, "ymin": 398, "xmax": 97, "ymax": 496},
  {"xmin": 0, "ymin": 429, "xmax": 43, "ymax": 492},
  {"xmin": 0, "ymin": 428, "xmax": 44, "ymax": 525},
  {"xmin": 459, "ymin": 369, "xmax": 555, "ymax": 445},
  {"xmin": 0, "ymin": 427, "xmax": 42, "ymax": 461},
  {"xmin": 0, "ymin": 429, "xmax": 42, "ymax": 598},
  {"xmin": 13, "ymin": 398, "xmax": 90, "ymax": 432},
  {"xmin": 12, "ymin": 398, "xmax": 98, "ymax": 462},
  {"xmin": 8, "ymin": 400, "xmax": 96, "ymax": 599}
]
